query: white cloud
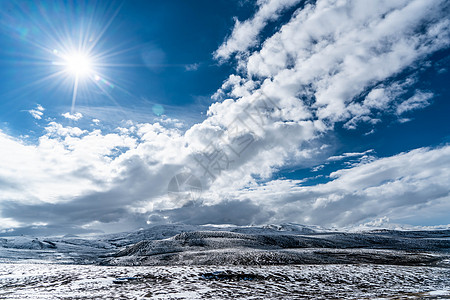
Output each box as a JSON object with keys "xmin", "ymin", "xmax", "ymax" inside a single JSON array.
[
  {"xmin": 198, "ymin": 0, "xmax": 450, "ymax": 204},
  {"xmin": 311, "ymin": 164, "xmax": 324, "ymax": 172},
  {"xmin": 219, "ymin": 145, "xmax": 450, "ymax": 226},
  {"xmin": 396, "ymin": 91, "xmax": 434, "ymax": 114},
  {"xmin": 45, "ymin": 122, "xmax": 86, "ymax": 137},
  {"xmin": 343, "ymin": 78, "xmax": 416, "ymax": 128},
  {"xmin": 197, "ymin": 0, "xmax": 450, "ymax": 226},
  {"xmin": 0, "ymin": 117, "xmax": 448, "ymax": 231},
  {"xmin": 28, "ymin": 104, "xmax": 45, "ymax": 120},
  {"xmin": 0, "ymin": 124, "xmax": 138, "ymax": 207},
  {"xmin": 212, "ymin": 74, "xmax": 258, "ymax": 100},
  {"xmin": 217, "ymin": 0, "xmax": 449, "ymax": 126},
  {"xmin": 62, "ymin": 112, "xmax": 83, "ymax": 121},
  {"xmin": 327, "ymin": 150, "xmax": 374, "ymax": 162},
  {"xmin": 214, "ymin": 0, "xmax": 302, "ymax": 60},
  {"xmin": 0, "ymin": 122, "xmax": 163, "ymax": 231},
  {"xmin": 185, "ymin": 63, "xmax": 200, "ymax": 71},
  {"xmin": 157, "ymin": 116, "xmax": 185, "ymax": 129}
]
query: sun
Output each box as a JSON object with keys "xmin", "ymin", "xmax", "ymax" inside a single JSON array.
[
  {"xmin": 13, "ymin": 1, "xmax": 125, "ymax": 115},
  {"xmin": 52, "ymin": 48, "xmax": 104, "ymax": 112},
  {"xmin": 62, "ymin": 52, "xmax": 93, "ymax": 77},
  {"xmin": 64, "ymin": 53, "xmax": 93, "ymax": 77},
  {"xmin": 42, "ymin": 2, "xmax": 126, "ymax": 113},
  {"xmin": 53, "ymin": 48, "xmax": 96, "ymax": 79}
]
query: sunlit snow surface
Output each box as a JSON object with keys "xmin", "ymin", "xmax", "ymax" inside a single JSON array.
[{"xmin": 0, "ymin": 263, "xmax": 449, "ymax": 299}]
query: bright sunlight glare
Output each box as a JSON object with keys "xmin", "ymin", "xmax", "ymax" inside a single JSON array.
[{"xmin": 63, "ymin": 53, "xmax": 93, "ymax": 77}]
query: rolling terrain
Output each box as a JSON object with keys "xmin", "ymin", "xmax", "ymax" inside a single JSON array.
[{"xmin": 1, "ymin": 224, "xmax": 450, "ymax": 299}]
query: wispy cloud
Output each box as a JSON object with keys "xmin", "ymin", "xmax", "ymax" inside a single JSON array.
[
  {"xmin": 327, "ymin": 150, "xmax": 375, "ymax": 162},
  {"xmin": 28, "ymin": 104, "xmax": 45, "ymax": 120},
  {"xmin": 396, "ymin": 91, "xmax": 434, "ymax": 115},
  {"xmin": 184, "ymin": 63, "xmax": 200, "ymax": 71}
]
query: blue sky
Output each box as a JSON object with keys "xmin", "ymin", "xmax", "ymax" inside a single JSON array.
[
  {"xmin": 0, "ymin": 0, "xmax": 243, "ymax": 132},
  {"xmin": 0, "ymin": 0, "xmax": 449, "ymax": 235}
]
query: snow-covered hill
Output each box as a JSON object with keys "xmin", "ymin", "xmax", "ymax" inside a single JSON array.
[{"xmin": 1, "ymin": 223, "xmax": 450, "ymax": 266}]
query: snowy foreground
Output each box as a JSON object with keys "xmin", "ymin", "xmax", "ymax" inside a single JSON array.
[
  {"xmin": 1, "ymin": 263, "xmax": 450, "ymax": 299},
  {"xmin": 1, "ymin": 224, "xmax": 450, "ymax": 298}
]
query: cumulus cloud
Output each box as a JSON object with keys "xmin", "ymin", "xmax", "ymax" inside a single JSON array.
[
  {"xmin": 0, "ymin": 125, "xmax": 136, "ymax": 207},
  {"xmin": 1, "ymin": 121, "xmax": 448, "ymax": 232},
  {"xmin": 203, "ymin": 0, "xmax": 449, "ymax": 189},
  {"xmin": 217, "ymin": 0, "xmax": 449, "ymax": 125},
  {"xmin": 0, "ymin": 119, "xmax": 195, "ymax": 232},
  {"xmin": 188, "ymin": 0, "xmax": 449, "ymax": 226},
  {"xmin": 221, "ymin": 145, "xmax": 450, "ymax": 226},
  {"xmin": 62, "ymin": 112, "xmax": 83, "ymax": 121}
]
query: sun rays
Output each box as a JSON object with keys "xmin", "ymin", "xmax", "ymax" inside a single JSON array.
[{"xmin": 0, "ymin": 1, "xmax": 129, "ymax": 114}]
